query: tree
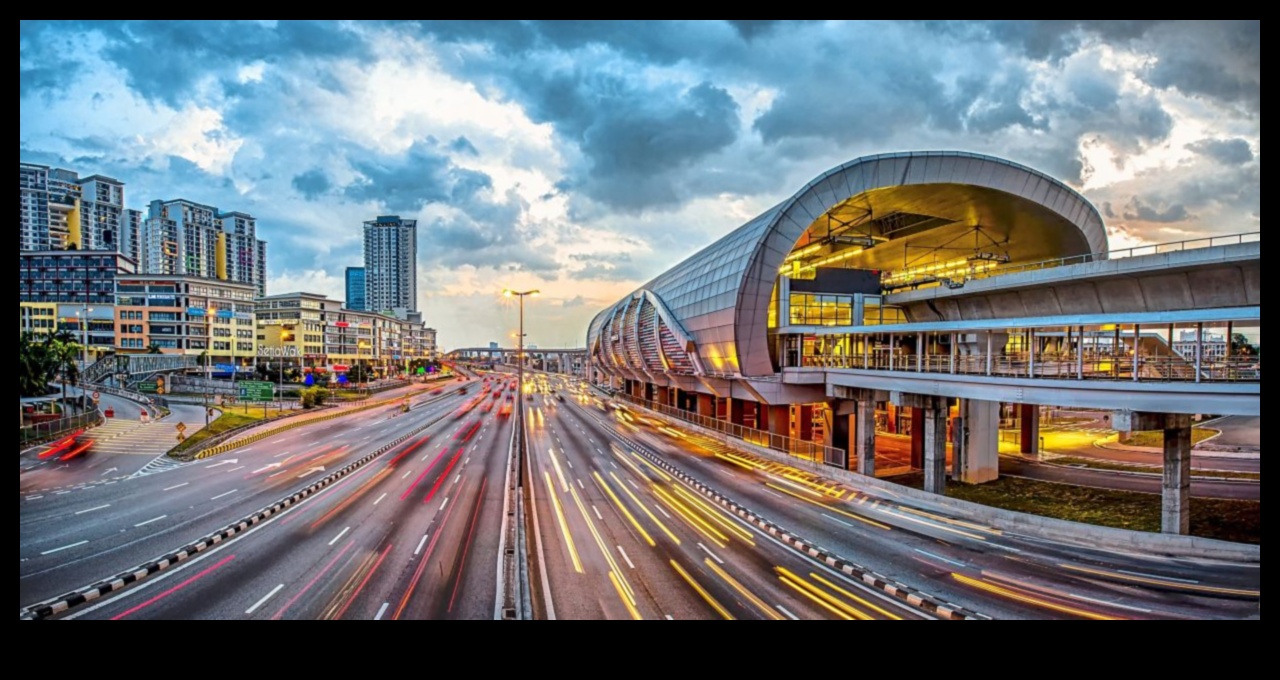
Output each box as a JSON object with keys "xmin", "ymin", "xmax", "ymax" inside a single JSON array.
[
  {"xmin": 19, "ymin": 331, "xmax": 55, "ymax": 397},
  {"xmin": 347, "ymin": 364, "xmax": 371, "ymax": 384},
  {"xmin": 45, "ymin": 331, "xmax": 81, "ymax": 409},
  {"xmin": 1230, "ymin": 333, "xmax": 1256, "ymax": 357},
  {"xmin": 146, "ymin": 342, "xmax": 163, "ymax": 354}
]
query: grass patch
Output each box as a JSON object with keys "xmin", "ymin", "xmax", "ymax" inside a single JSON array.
[
  {"xmin": 1049, "ymin": 456, "xmax": 1260, "ymax": 481},
  {"xmin": 1124, "ymin": 427, "xmax": 1217, "ymax": 447},
  {"xmin": 942, "ymin": 476, "xmax": 1259, "ymax": 544},
  {"xmin": 168, "ymin": 408, "xmax": 293, "ymax": 455}
]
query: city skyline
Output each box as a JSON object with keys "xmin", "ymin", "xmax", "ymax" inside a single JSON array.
[{"xmin": 20, "ymin": 21, "xmax": 1259, "ymax": 349}]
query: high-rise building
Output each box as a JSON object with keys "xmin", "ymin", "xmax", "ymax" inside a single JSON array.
[
  {"xmin": 122, "ymin": 208, "xmax": 143, "ymax": 265},
  {"xmin": 363, "ymin": 215, "xmax": 416, "ymax": 314},
  {"xmin": 20, "ymin": 163, "xmax": 125, "ymax": 253},
  {"xmin": 345, "ymin": 266, "xmax": 366, "ymax": 311},
  {"xmin": 141, "ymin": 199, "xmax": 268, "ymax": 296}
]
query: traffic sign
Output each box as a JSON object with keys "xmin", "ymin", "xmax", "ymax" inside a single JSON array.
[
  {"xmin": 91, "ymin": 390, "xmax": 100, "ymax": 401},
  {"xmin": 138, "ymin": 381, "xmax": 159, "ymax": 393},
  {"xmin": 176, "ymin": 422, "xmax": 187, "ymax": 433},
  {"xmin": 238, "ymin": 380, "xmax": 275, "ymax": 402}
]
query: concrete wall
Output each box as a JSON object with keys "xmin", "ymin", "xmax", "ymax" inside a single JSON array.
[{"xmin": 893, "ymin": 242, "xmax": 1260, "ymax": 322}]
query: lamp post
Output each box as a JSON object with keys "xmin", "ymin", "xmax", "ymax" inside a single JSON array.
[
  {"xmin": 77, "ymin": 305, "xmax": 93, "ymax": 370},
  {"xmin": 503, "ymin": 289, "xmax": 539, "ymax": 407},
  {"xmin": 205, "ymin": 307, "xmax": 215, "ymax": 428}
]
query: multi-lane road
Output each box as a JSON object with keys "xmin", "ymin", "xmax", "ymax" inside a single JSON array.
[{"xmin": 20, "ymin": 372, "xmax": 1260, "ymax": 619}]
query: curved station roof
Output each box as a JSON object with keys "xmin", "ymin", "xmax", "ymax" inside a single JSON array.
[{"xmin": 588, "ymin": 151, "xmax": 1107, "ymax": 379}]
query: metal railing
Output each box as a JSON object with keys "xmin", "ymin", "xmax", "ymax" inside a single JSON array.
[
  {"xmin": 794, "ymin": 352, "xmax": 1259, "ymax": 383},
  {"xmin": 613, "ymin": 393, "xmax": 847, "ymax": 469},
  {"xmin": 883, "ymin": 231, "xmax": 1260, "ymax": 291},
  {"xmin": 20, "ymin": 408, "xmax": 103, "ymax": 447}
]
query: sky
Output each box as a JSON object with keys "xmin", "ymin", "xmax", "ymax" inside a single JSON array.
[{"xmin": 20, "ymin": 20, "xmax": 1260, "ymax": 350}]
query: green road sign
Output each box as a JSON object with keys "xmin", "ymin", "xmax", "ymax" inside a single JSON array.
[
  {"xmin": 138, "ymin": 381, "xmax": 159, "ymax": 393},
  {"xmin": 238, "ymin": 380, "xmax": 275, "ymax": 402}
]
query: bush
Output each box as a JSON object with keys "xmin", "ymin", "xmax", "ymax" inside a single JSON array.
[
  {"xmin": 312, "ymin": 387, "xmax": 330, "ymax": 406},
  {"xmin": 300, "ymin": 390, "xmax": 315, "ymax": 409}
]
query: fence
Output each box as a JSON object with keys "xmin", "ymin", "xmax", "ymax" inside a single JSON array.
[
  {"xmin": 613, "ymin": 393, "xmax": 847, "ymax": 469},
  {"xmin": 20, "ymin": 408, "xmax": 103, "ymax": 447}
]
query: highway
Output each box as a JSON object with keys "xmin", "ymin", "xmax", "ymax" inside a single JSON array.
[
  {"xmin": 527, "ymin": 375, "xmax": 1259, "ymax": 620},
  {"xmin": 21, "ymin": 376, "xmax": 519, "ymax": 619},
  {"xmin": 20, "ymin": 371, "xmax": 1260, "ymax": 620}
]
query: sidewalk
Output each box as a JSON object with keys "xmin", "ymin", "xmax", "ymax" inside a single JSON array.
[{"xmin": 1095, "ymin": 438, "xmax": 1260, "ymax": 461}]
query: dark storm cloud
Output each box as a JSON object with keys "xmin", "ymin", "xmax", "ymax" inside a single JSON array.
[
  {"xmin": 1141, "ymin": 20, "xmax": 1259, "ymax": 112},
  {"xmin": 1121, "ymin": 197, "xmax": 1191, "ymax": 223},
  {"xmin": 1186, "ymin": 138, "xmax": 1254, "ymax": 166},
  {"xmin": 342, "ymin": 141, "xmax": 458, "ymax": 211},
  {"xmin": 291, "ymin": 168, "xmax": 332, "ymax": 200},
  {"xmin": 19, "ymin": 21, "xmax": 369, "ymax": 105}
]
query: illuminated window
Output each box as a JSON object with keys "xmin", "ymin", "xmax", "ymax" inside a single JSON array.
[{"xmin": 788, "ymin": 293, "xmax": 852, "ymax": 326}]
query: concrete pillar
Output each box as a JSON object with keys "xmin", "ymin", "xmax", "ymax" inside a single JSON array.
[
  {"xmin": 696, "ymin": 393, "xmax": 714, "ymax": 418},
  {"xmin": 831, "ymin": 410, "xmax": 852, "ymax": 470},
  {"xmin": 1019, "ymin": 403, "xmax": 1040, "ymax": 455},
  {"xmin": 728, "ymin": 398, "xmax": 745, "ymax": 427},
  {"xmin": 923, "ymin": 405, "xmax": 948, "ymax": 495},
  {"xmin": 1163, "ymin": 418, "xmax": 1192, "ymax": 535},
  {"xmin": 954, "ymin": 399, "xmax": 999, "ymax": 484},
  {"xmin": 910, "ymin": 407, "xmax": 924, "ymax": 468},
  {"xmin": 855, "ymin": 400, "xmax": 876, "ymax": 476},
  {"xmin": 767, "ymin": 405, "xmax": 791, "ymax": 439}
]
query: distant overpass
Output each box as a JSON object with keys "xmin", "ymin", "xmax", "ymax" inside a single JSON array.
[{"xmin": 446, "ymin": 347, "xmax": 587, "ymax": 376}]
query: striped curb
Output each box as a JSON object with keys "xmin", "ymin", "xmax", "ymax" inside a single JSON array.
[
  {"xmin": 599, "ymin": 423, "xmax": 989, "ymax": 621},
  {"xmin": 20, "ymin": 407, "xmax": 456, "ymax": 621}
]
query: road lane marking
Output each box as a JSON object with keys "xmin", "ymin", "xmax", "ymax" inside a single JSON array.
[
  {"xmin": 163, "ymin": 483, "xmax": 189, "ymax": 491},
  {"xmin": 698, "ymin": 543, "xmax": 725, "ymax": 565},
  {"xmin": 576, "ymin": 478, "xmax": 585, "ymax": 490},
  {"xmin": 273, "ymin": 451, "xmax": 291, "ymax": 458},
  {"xmin": 329, "ymin": 527, "xmax": 351, "ymax": 546},
  {"xmin": 566, "ymin": 459, "xmax": 574, "ymax": 469},
  {"xmin": 776, "ymin": 605, "xmax": 799, "ymax": 620},
  {"xmin": 402, "ymin": 469, "xmax": 413, "ymax": 479},
  {"xmin": 374, "ymin": 602, "xmax": 390, "ymax": 620},
  {"xmin": 653, "ymin": 504, "xmax": 672, "ymax": 519},
  {"xmin": 25, "ymin": 495, "xmax": 43, "ymax": 501},
  {"xmin": 592, "ymin": 505, "xmax": 603, "ymax": 521},
  {"xmin": 415, "ymin": 534, "xmax": 430, "ymax": 556},
  {"xmin": 822, "ymin": 514, "xmax": 854, "ymax": 528},
  {"xmin": 75, "ymin": 504, "xmax": 110, "ymax": 515},
  {"xmin": 913, "ymin": 548, "xmax": 966, "ymax": 568},
  {"xmin": 40, "ymin": 540, "xmax": 88, "ymax": 556},
  {"xmin": 210, "ymin": 489, "xmax": 238, "ymax": 501},
  {"xmin": 134, "ymin": 515, "xmax": 168, "ymax": 528},
  {"xmin": 617, "ymin": 546, "xmax": 636, "ymax": 569},
  {"xmin": 374, "ymin": 493, "xmax": 388, "ymax": 506},
  {"xmin": 227, "ymin": 466, "xmax": 245, "ymax": 473},
  {"xmin": 54, "ymin": 491, "xmax": 70, "ymax": 496},
  {"xmin": 440, "ymin": 497, "xmax": 449, "ymax": 512},
  {"xmin": 245, "ymin": 584, "xmax": 285, "ymax": 615}
]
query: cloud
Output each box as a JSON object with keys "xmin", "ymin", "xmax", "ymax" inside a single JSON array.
[
  {"xmin": 1186, "ymin": 138, "xmax": 1254, "ymax": 166},
  {"xmin": 291, "ymin": 168, "xmax": 332, "ymax": 199},
  {"xmin": 562, "ymin": 295, "xmax": 586, "ymax": 308},
  {"xmin": 1121, "ymin": 197, "xmax": 1192, "ymax": 223},
  {"xmin": 342, "ymin": 140, "xmax": 460, "ymax": 211}
]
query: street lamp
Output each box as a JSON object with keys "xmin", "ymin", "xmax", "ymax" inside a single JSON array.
[
  {"xmin": 205, "ymin": 307, "xmax": 216, "ymax": 427},
  {"xmin": 76, "ymin": 305, "xmax": 94, "ymax": 369},
  {"xmin": 503, "ymin": 289, "xmax": 539, "ymax": 406}
]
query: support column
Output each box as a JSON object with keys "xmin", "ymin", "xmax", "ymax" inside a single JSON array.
[
  {"xmin": 910, "ymin": 407, "xmax": 924, "ymax": 468},
  {"xmin": 1163, "ymin": 417, "xmax": 1192, "ymax": 535},
  {"xmin": 1115, "ymin": 411, "xmax": 1193, "ymax": 536},
  {"xmin": 923, "ymin": 404, "xmax": 948, "ymax": 495},
  {"xmin": 728, "ymin": 398, "xmax": 745, "ymax": 427},
  {"xmin": 1019, "ymin": 403, "xmax": 1040, "ymax": 455},
  {"xmin": 696, "ymin": 393, "xmax": 714, "ymax": 418},
  {"xmin": 953, "ymin": 399, "xmax": 999, "ymax": 484},
  {"xmin": 767, "ymin": 405, "xmax": 791, "ymax": 439},
  {"xmin": 855, "ymin": 399, "xmax": 876, "ymax": 476},
  {"xmin": 831, "ymin": 410, "xmax": 853, "ymax": 470}
]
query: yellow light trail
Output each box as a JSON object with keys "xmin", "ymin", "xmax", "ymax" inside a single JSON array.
[
  {"xmin": 652, "ymin": 486, "xmax": 729, "ymax": 548},
  {"xmin": 670, "ymin": 560, "xmax": 734, "ymax": 620},
  {"xmin": 543, "ymin": 471, "xmax": 583, "ymax": 574},
  {"xmin": 764, "ymin": 483, "xmax": 891, "ymax": 531},
  {"xmin": 628, "ymin": 451, "xmax": 673, "ymax": 482},
  {"xmin": 777, "ymin": 574, "xmax": 851, "ymax": 620},
  {"xmin": 776, "ymin": 567, "xmax": 873, "ymax": 620},
  {"xmin": 609, "ymin": 571, "xmax": 643, "ymax": 620},
  {"xmin": 609, "ymin": 471, "xmax": 681, "ymax": 546},
  {"xmin": 808, "ymin": 573, "xmax": 903, "ymax": 620},
  {"xmin": 704, "ymin": 559, "xmax": 783, "ymax": 620},
  {"xmin": 714, "ymin": 453, "xmax": 758, "ymax": 472},
  {"xmin": 549, "ymin": 449, "xmax": 570, "ymax": 492},
  {"xmin": 568, "ymin": 484, "xmax": 637, "ymax": 605},
  {"xmin": 1058, "ymin": 564, "xmax": 1260, "ymax": 598},
  {"xmin": 609, "ymin": 444, "xmax": 652, "ymax": 479},
  {"xmin": 670, "ymin": 485, "xmax": 755, "ymax": 544},
  {"xmin": 951, "ymin": 573, "xmax": 1121, "ymax": 620},
  {"xmin": 593, "ymin": 472, "xmax": 655, "ymax": 547}
]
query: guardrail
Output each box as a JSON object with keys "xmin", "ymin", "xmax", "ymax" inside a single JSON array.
[
  {"xmin": 795, "ymin": 353, "xmax": 1260, "ymax": 383},
  {"xmin": 20, "ymin": 408, "xmax": 103, "ymax": 448}
]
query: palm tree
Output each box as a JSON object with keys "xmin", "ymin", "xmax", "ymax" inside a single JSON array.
[
  {"xmin": 19, "ymin": 331, "xmax": 53, "ymax": 397},
  {"xmin": 45, "ymin": 331, "xmax": 81, "ymax": 412},
  {"xmin": 146, "ymin": 342, "xmax": 163, "ymax": 354}
]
